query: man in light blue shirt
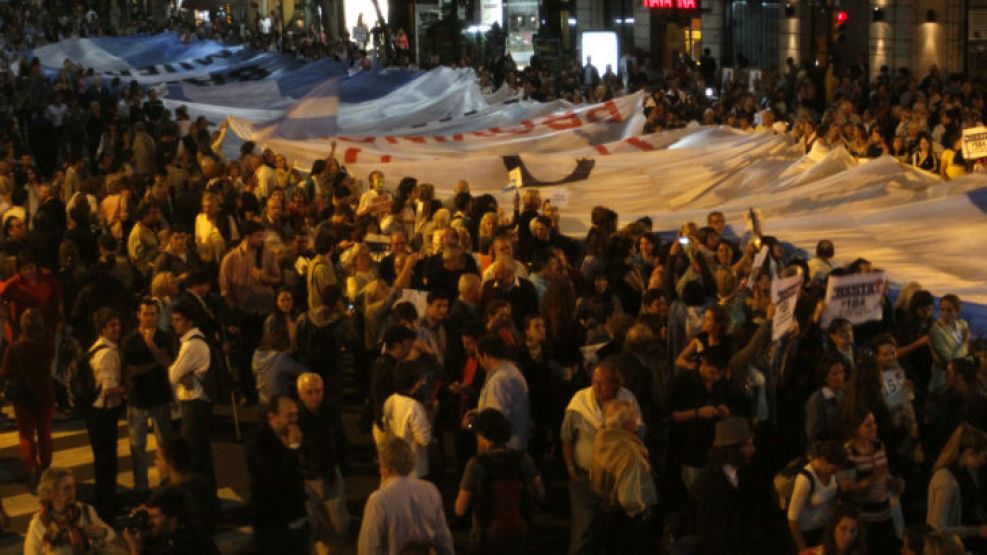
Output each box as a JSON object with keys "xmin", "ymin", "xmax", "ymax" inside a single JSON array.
[
  {"xmin": 358, "ymin": 438, "xmax": 454, "ymax": 555},
  {"xmin": 475, "ymin": 334, "xmax": 530, "ymax": 450}
]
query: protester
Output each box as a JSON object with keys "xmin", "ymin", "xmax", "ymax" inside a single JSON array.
[
  {"xmin": 800, "ymin": 504, "xmax": 866, "ymax": 555},
  {"xmin": 787, "ymin": 441, "xmax": 850, "ymax": 552},
  {"xmin": 454, "ymin": 408, "xmax": 543, "ymax": 554},
  {"xmin": 474, "ymin": 333, "xmax": 530, "ymax": 451},
  {"xmin": 296, "ymin": 372, "xmax": 350, "ymax": 547},
  {"xmin": 376, "ymin": 360, "xmax": 433, "ymax": 479},
  {"xmin": 154, "ymin": 437, "xmax": 219, "ymax": 533},
  {"xmin": 168, "ymin": 301, "xmax": 215, "ymax": 484},
  {"xmin": 561, "ymin": 360, "xmax": 641, "ymax": 555},
  {"xmin": 0, "ymin": 309, "xmax": 54, "ymax": 490},
  {"xmin": 247, "ymin": 394, "xmax": 309, "ymax": 554},
  {"xmin": 687, "ymin": 416, "xmax": 761, "ymax": 555},
  {"xmin": 86, "ymin": 307, "xmax": 125, "ymax": 518},
  {"xmin": 588, "ymin": 399, "xmax": 656, "ymax": 554},
  {"xmin": 1, "ymin": 19, "xmax": 987, "ymax": 555},
  {"xmin": 24, "ymin": 467, "xmax": 116, "ymax": 555},
  {"xmin": 926, "ymin": 424, "xmax": 987, "ymax": 547},
  {"xmin": 839, "ymin": 410, "xmax": 902, "ymax": 553},
  {"xmin": 121, "ymin": 298, "xmax": 175, "ymax": 494},
  {"xmin": 122, "ymin": 485, "xmax": 220, "ymax": 555},
  {"xmin": 358, "ymin": 438, "xmax": 454, "ymax": 555}
]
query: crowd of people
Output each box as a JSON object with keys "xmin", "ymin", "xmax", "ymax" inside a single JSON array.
[
  {"xmin": 3, "ymin": 0, "xmax": 986, "ymax": 185},
  {"xmin": 0, "ymin": 1, "xmax": 986, "ymax": 554}
]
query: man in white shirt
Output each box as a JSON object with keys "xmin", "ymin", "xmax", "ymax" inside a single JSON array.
[
  {"xmin": 253, "ymin": 149, "xmax": 279, "ymax": 201},
  {"xmin": 561, "ymin": 361, "xmax": 642, "ymax": 555},
  {"xmin": 195, "ymin": 192, "xmax": 237, "ymax": 266},
  {"xmin": 357, "ymin": 438, "xmax": 454, "ymax": 555},
  {"xmin": 357, "ymin": 170, "xmax": 391, "ymax": 219},
  {"xmin": 377, "ymin": 362, "xmax": 432, "ymax": 478},
  {"xmin": 87, "ymin": 307, "xmax": 126, "ymax": 518},
  {"xmin": 480, "ymin": 237, "xmax": 528, "ymax": 281},
  {"xmin": 168, "ymin": 301, "xmax": 215, "ymax": 484}
]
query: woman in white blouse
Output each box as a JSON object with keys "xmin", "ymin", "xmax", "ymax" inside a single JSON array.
[
  {"xmin": 929, "ymin": 294, "xmax": 970, "ymax": 392},
  {"xmin": 788, "ymin": 441, "xmax": 849, "ymax": 552}
]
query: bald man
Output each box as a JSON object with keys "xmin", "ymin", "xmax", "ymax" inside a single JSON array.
[
  {"xmin": 479, "ymin": 255, "xmax": 538, "ymax": 330},
  {"xmin": 296, "ymin": 373, "xmax": 350, "ymax": 545}
]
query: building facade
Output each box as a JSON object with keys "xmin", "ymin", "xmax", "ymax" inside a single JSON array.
[{"xmin": 562, "ymin": 0, "xmax": 973, "ymax": 77}]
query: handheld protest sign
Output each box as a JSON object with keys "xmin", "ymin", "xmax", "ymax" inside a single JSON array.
[{"xmin": 821, "ymin": 271, "xmax": 886, "ymax": 328}]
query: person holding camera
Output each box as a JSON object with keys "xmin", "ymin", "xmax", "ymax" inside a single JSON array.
[{"xmin": 121, "ymin": 485, "xmax": 219, "ymax": 555}]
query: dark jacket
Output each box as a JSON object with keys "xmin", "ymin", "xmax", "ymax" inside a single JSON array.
[
  {"xmin": 298, "ymin": 402, "xmax": 339, "ymax": 481},
  {"xmin": 669, "ymin": 371, "xmax": 747, "ymax": 467},
  {"xmin": 0, "ymin": 337, "xmax": 54, "ymax": 407},
  {"xmin": 480, "ymin": 277, "xmax": 539, "ymax": 331},
  {"xmin": 413, "ymin": 253, "xmax": 479, "ymax": 300},
  {"xmin": 690, "ymin": 462, "xmax": 759, "ymax": 555},
  {"xmin": 120, "ymin": 328, "xmax": 175, "ymax": 408},
  {"xmin": 246, "ymin": 423, "xmax": 307, "ymax": 529},
  {"xmin": 369, "ymin": 353, "xmax": 401, "ymax": 427}
]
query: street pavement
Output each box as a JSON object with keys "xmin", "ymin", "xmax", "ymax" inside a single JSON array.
[{"xmin": 0, "ymin": 400, "xmax": 571, "ymax": 554}]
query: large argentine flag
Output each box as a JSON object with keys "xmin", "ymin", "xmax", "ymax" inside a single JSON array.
[
  {"xmin": 25, "ymin": 32, "xmax": 422, "ymax": 110},
  {"xmin": 267, "ymin": 77, "xmax": 340, "ymax": 140}
]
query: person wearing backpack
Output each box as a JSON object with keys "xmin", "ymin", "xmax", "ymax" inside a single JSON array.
[
  {"xmin": 85, "ymin": 307, "xmax": 126, "ymax": 519},
  {"xmin": 306, "ymin": 224, "xmax": 338, "ymax": 312},
  {"xmin": 296, "ymin": 284, "xmax": 357, "ymax": 461},
  {"xmin": 787, "ymin": 441, "xmax": 849, "ymax": 553},
  {"xmin": 168, "ymin": 301, "xmax": 215, "ymax": 486},
  {"xmin": 454, "ymin": 408, "xmax": 544, "ymax": 554}
]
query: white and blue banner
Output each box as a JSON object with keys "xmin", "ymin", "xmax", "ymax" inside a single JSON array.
[
  {"xmin": 27, "ymin": 33, "xmax": 987, "ymax": 335},
  {"xmin": 26, "ymin": 32, "xmax": 422, "ymax": 106}
]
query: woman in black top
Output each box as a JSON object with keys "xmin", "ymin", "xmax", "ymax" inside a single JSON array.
[{"xmin": 910, "ymin": 132, "xmax": 940, "ymax": 173}]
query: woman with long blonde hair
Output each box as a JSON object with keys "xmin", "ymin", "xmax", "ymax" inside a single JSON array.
[{"xmin": 927, "ymin": 424, "xmax": 987, "ymax": 548}]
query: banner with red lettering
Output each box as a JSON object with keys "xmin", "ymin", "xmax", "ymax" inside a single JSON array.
[
  {"xmin": 227, "ymin": 92, "xmax": 647, "ymax": 163},
  {"xmin": 223, "ymin": 70, "xmax": 987, "ymax": 319}
]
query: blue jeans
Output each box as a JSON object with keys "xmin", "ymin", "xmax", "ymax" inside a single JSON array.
[{"xmin": 127, "ymin": 404, "xmax": 173, "ymax": 491}]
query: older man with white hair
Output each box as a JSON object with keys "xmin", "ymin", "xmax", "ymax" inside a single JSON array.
[
  {"xmin": 358, "ymin": 438, "xmax": 454, "ymax": 555},
  {"xmin": 561, "ymin": 360, "xmax": 642, "ymax": 555},
  {"xmin": 588, "ymin": 399, "xmax": 657, "ymax": 552},
  {"xmin": 480, "ymin": 255, "xmax": 538, "ymax": 331},
  {"xmin": 480, "ymin": 236, "xmax": 528, "ymax": 282},
  {"xmin": 296, "ymin": 373, "xmax": 350, "ymax": 550}
]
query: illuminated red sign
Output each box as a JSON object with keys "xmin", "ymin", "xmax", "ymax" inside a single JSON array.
[
  {"xmin": 835, "ymin": 10, "xmax": 847, "ymax": 23},
  {"xmin": 643, "ymin": 0, "xmax": 698, "ymax": 8}
]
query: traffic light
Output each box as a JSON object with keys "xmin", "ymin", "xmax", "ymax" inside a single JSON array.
[{"xmin": 834, "ymin": 10, "xmax": 848, "ymax": 43}]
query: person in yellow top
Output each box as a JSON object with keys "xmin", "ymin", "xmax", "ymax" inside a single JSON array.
[{"xmin": 940, "ymin": 133, "xmax": 968, "ymax": 181}]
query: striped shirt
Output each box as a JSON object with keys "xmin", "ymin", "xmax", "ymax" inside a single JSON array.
[{"xmin": 842, "ymin": 440, "xmax": 891, "ymax": 522}]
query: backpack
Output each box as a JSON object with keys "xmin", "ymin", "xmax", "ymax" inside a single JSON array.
[
  {"xmin": 773, "ymin": 456, "xmax": 815, "ymax": 510},
  {"xmin": 69, "ymin": 345, "xmax": 108, "ymax": 410},
  {"xmin": 188, "ymin": 334, "xmax": 231, "ymax": 405},
  {"xmin": 295, "ymin": 313, "xmax": 345, "ymax": 380},
  {"xmin": 473, "ymin": 451, "xmax": 533, "ymax": 542}
]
